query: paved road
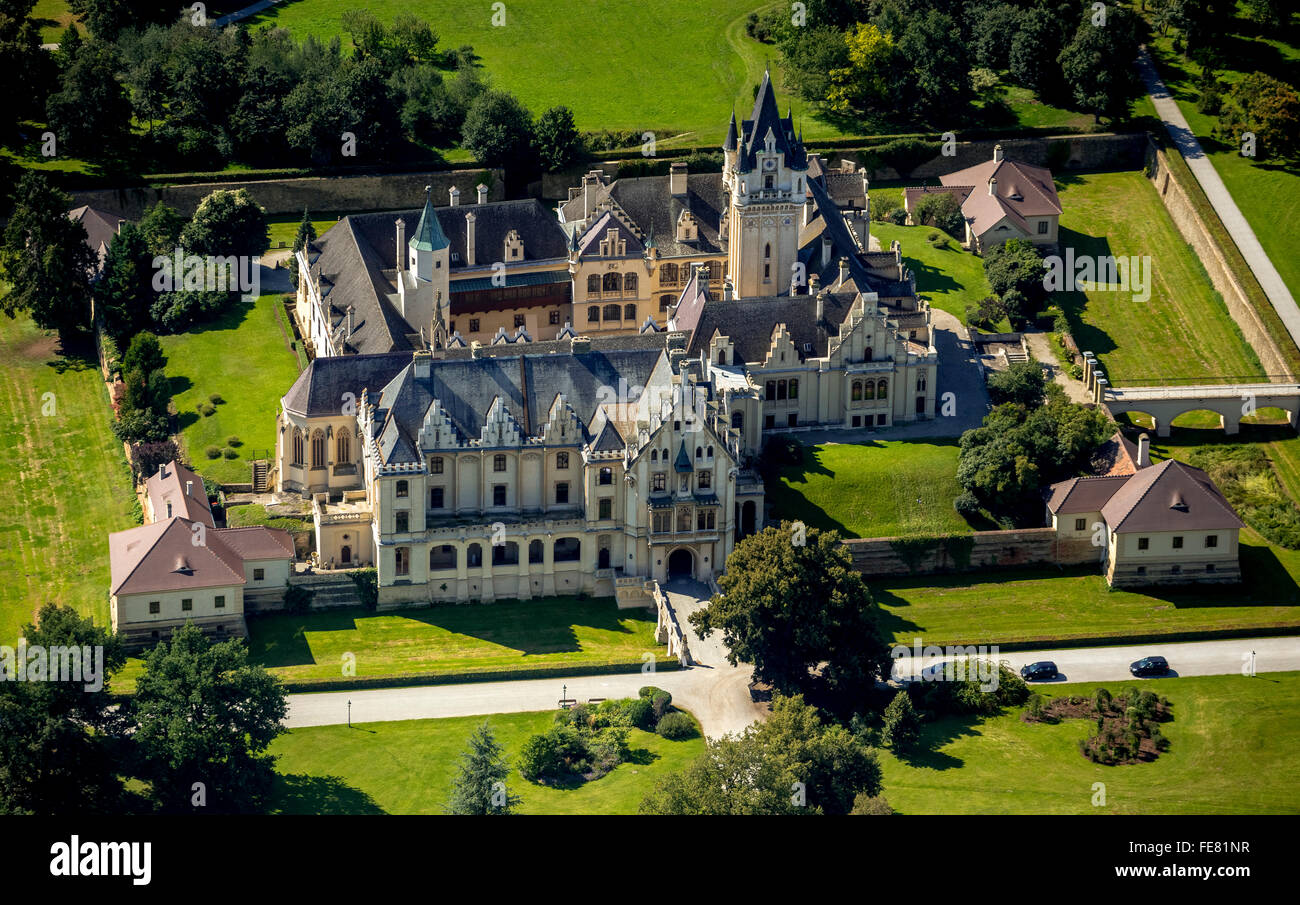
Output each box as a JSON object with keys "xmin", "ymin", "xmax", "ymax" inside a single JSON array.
[
  {"xmin": 890, "ymin": 635, "xmax": 1300, "ymax": 684},
  {"xmin": 1136, "ymin": 47, "xmax": 1300, "ymax": 352},
  {"xmin": 286, "ymin": 579, "xmax": 766, "ymax": 740}
]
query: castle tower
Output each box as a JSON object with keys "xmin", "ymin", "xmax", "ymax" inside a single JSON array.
[
  {"xmin": 398, "ymin": 185, "xmax": 451, "ymax": 335},
  {"xmin": 724, "ymin": 70, "xmax": 808, "ymax": 299}
]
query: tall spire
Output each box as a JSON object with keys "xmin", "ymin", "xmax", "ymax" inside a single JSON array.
[{"xmin": 724, "ymin": 110, "xmax": 738, "ymax": 152}]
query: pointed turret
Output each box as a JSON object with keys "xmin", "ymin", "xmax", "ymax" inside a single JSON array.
[
  {"xmin": 411, "ymin": 185, "xmax": 449, "ymax": 252},
  {"xmin": 723, "ymin": 110, "xmax": 738, "ymax": 152}
]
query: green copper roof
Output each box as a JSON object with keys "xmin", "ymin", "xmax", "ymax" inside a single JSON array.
[{"xmin": 411, "ymin": 186, "xmax": 449, "ymax": 252}]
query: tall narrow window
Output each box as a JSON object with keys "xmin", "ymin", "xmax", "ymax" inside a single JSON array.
[{"xmin": 335, "ymin": 428, "xmax": 351, "ymax": 464}]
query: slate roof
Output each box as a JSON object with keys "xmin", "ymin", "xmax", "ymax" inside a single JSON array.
[
  {"xmin": 1099, "ymin": 459, "xmax": 1244, "ymax": 534},
  {"xmin": 144, "ymin": 460, "xmax": 214, "ymax": 528},
  {"xmin": 595, "ymin": 173, "xmax": 727, "ymax": 257},
  {"xmin": 736, "ymin": 69, "xmax": 806, "ymax": 173},
  {"xmin": 1045, "ymin": 475, "xmax": 1131, "ymax": 515},
  {"xmin": 304, "ymin": 199, "xmax": 570, "ymax": 354},
  {"xmin": 282, "ymin": 352, "xmax": 414, "ymax": 417},
  {"xmin": 369, "ymin": 349, "xmax": 666, "ymax": 464},
  {"xmin": 683, "ymin": 291, "xmax": 857, "ymax": 363},
  {"xmin": 69, "ymin": 205, "xmax": 125, "ymax": 269}
]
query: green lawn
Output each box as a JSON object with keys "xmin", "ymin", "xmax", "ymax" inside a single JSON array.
[
  {"xmin": 880, "ymin": 672, "xmax": 1300, "ymax": 814},
  {"xmin": 30, "ymin": 0, "xmax": 80, "ymax": 42},
  {"xmin": 247, "ymin": 596, "xmax": 671, "ymax": 686},
  {"xmin": 0, "ymin": 313, "xmax": 137, "ymax": 640},
  {"xmin": 161, "ymin": 293, "xmax": 302, "ymax": 485},
  {"xmin": 252, "ymin": 0, "xmax": 850, "ymax": 145},
  {"xmin": 1146, "ymin": 14, "xmax": 1300, "ymax": 302},
  {"xmin": 871, "ymin": 219, "xmax": 998, "ymax": 326},
  {"xmin": 873, "ymin": 528, "xmax": 1300, "ymax": 648},
  {"xmin": 768, "ymin": 440, "xmax": 976, "ymax": 539},
  {"xmin": 266, "ymin": 215, "xmax": 340, "ymax": 251},
  {"xmin": 1054, "ymin": 170, "xmax": 1264, "ymax": 385},
  {"xmin": 269, "ymin": 709, "xmax": 705, "ymax": 814}
]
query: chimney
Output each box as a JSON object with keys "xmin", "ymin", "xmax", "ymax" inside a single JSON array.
[
  {"xmin": 837, "ymin": 257, "xmax": 849, "ymax": 289},
  {"xmin": 346, "ymin": 304, "xmax": 354, "ymax": 338},
  {"xmin": 582, "ymin": 171, "xmax": 603, "ymax": 219},
  {"xmin": 185, "ymin": 480, "xmax": 193, "ymax": 498},
  {"xmin": 988, "ymin": 176, "xmax": 997, "ymax": 197},
  {"xmin": 571, "ymin": 335, "xmax": 591, "ymax": 354},
  {"xmin": 395, "ymin": 218, "xmax": 406, "ymax": 271},
  {"xmin": 815, "ymin": 293, "xmax": 824, "ymax": 323},
  {"xmin": 669, "ymin": 161, "xmax": 688, "ymax": 196},
  {"xmin": 722, "ymin": 280, "xmax": 734, "ymax": 301},
  {"xmin": 117, "ymin": 219, "xmax": 125, "ymax": 235},
  {"xmin": 465, "ymin": 211, "xmax": 476, "ymax": 267},
  {"xmin": 822, "ymin": 235, "xmax": 833, "ymax": 268},
  {"xmin": 470, "ymin": 340, "xmax": 484, "ymax": 359},
  {"xmin": 449, "ymin": 186, "xmax": 460, "ymax": 207},
  {"xmin": 808, "ymin": 273, "xmax": 820, "ymax": 294},
  {"xmin": 413, "ymin": 348, "xmax": 432, "ymax": 378},
  {"xmin": 1137, "ymin": 433, "xmax": 1150, "ymax": 469},
  {"xmin": 993, "ymin": 143, "xmax": 1004, "ymax": 163},
  {"xmin": 476, "ymin": 183, "xmax": 488, "ymax": 205}
]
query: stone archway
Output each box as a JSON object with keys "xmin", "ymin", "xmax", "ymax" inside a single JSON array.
[{"xmin": 667, "ymin": 548, "xmax": 695, "ymax": 579}]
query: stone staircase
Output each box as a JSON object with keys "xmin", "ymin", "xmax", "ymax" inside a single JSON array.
[
  {"xmin": 250, "ymin": 460, "xmax": 269, "ymax": 493},
  {"xmin": 1003, "ymin": 344, "xmax": 1029, "ymax": 365}
]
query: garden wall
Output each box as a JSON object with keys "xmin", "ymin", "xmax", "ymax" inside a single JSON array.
[
  {"xmin": 71, "ymin": 167, "xmax": 505, "ymax": 220},
  {"xmin": 870, "ymin": 132, "xmax": 1151, "ymax": 182},
  {"xmin": 1144, "ymin": 142, "xmax": 1297, "ymax": 380},
  {"xmin": 843, "ymin": 529, "xmax": 1099, "ymax": 578}
]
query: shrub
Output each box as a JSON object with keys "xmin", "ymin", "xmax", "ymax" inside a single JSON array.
[
  {"xmin": 887, "ymin": 207, "xmax": 909, "ymax": 225},
  {"xmin": 517, "ymin": 732, "xmax": 561, "ymax": 781},
  {"xmin": 222, "ymin": 447, "xmax": 239, "ymax": 459},
  {"xmin": 1026, "ymin": 693, "xmax": 1046, "ymax": 720},
  {"xmin": 199, "ymin": 403, "xmax": 216, "ymax": 416},
  {"xmin": 954, "ymin": 490, "xmax": 982, "ymax": 519},
  {"xmin": 639, "ymin": 686, "xmax": 670, "ymax": 702},
  {"xmin": 226, "ymin": 435, "xmax": 241, "ymax": 447},
  {"xmin": 655, "ymin": 711, "xmax": 696, "ymax": 740},
  {"xmin": 205, "ymin": 445, "xmax": 222, "ymax": 459},
  {"xmin": 209, "ymin": 393, "xmax": 224, "ymax": 404},
  {"xmin": 850, "ymin": 793, "xmax": 893, "ymax": 815}
]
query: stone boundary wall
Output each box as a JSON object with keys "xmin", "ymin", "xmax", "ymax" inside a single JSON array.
[
  {"xmin": 1144, "ymin": 142, "xmax": 1295, "ymax": 381},
  {"xmin": 71, "ymin": 167, "xmax": 505, "ymax": 220},
  {"xmin": 843, "ymin": 529, "xmax": 1099, "ymax": 578}
]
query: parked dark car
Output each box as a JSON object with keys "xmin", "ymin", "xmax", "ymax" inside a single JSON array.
[
  {"xmin": 1130, "ymin": 655, "xmax": 1170, "ymax": 677},
  {"xmin": 1020, "ymin": 661, "xmax": 1059, "ymax": 681}
]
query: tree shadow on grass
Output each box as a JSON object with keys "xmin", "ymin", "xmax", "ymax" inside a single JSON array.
[
  {"xmin": 270, "ymin": 773, "xmax": 386, "ymax": 815},
  {"xmin": 246, "ymin": 608, "xmax": 363, "ymax": 669}
]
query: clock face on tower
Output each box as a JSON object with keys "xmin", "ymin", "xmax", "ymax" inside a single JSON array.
[{"xmin": 762, "ymin": 158, "xmax": 776, "ymax": 172}]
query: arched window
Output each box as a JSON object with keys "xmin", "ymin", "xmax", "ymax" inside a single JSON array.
[
  {"xmin": 394, "ymin": 547, "xmax": 409, "ymax": 576},
  {"xmin": 554, "ymin": 537, "xmax": 581, "ymax": 562},
  {"xmin": 776, "ymin": 380, "xmax": 787, "ymax": 401},
  {"xmin": 335, "ymin": 428, "xmax": 351, "ymax": 465},
  {"xmin": 708, "ymin": 260, "xmax": 722, "ymax": 281},
  {"xmin": 429, "ymin": 545, "xmax": 456, "ymax": 571},
  {"xmin": 865, "ymin": 346, "xmax": 873, "ymax": 362},
  {"xmin": 661, "ymin": 263, "xmax": 679, "ymax": 284},
  {"xmin": 396, "ymin": 480, "xmax": 409, "ymax": 498},
  {"xmin": 918, "ymin": 374, "xmax": 927, "ymax": 392},
  {"xmin": 659, "ymin": 294, "xmax": 674, "ymax": 312},
  {"xmin": 706, "ymin": 445, "xmax": 714, "ymax": 458},
  {"xmin": 624, "ymin": 272, "xmax": 638, "ymax": 293},
  {"xmin": 492, "ymin": 541, "xmax": 519, "ymax": 566},
  {"xmin": 624, "ymin": 303, "xmax": 636, "ymax": 321},
  {"xmin": 789, "ymin": 379, "xmax": 799, "ymax": 400},
  {"xmin": 602, "ymin": 272, "xmax": 622, "ymax": 292},
  {"xmin": 731, "ymin": 411, "xmax": 743, "ymax": 430},
  {"xmin": 852, "ymin": 380, "xmax": 863, "ymax": 401},
  {"xmin": 556, "ymin": 451, "xmax": 569, "ymax": 469},
  {"xmin": 467, "ymin": 543, "xmax": 483, "ymax": 568},
  {"xmin": 764, "ymin": 243, "xmax": 771, "ymax": 259},
  {"xmin": 311, "ymin": 430, "xmax": 326, "ymax": 469},
  {"xmin": 292, "ymin": 430, "xmax": 304, "ymax": 466},
  {"xmin": 717, "ymin": 349, "xmax": 727, "ymax": 365},
  {"xmin": 864, "ymin": 381, "xmax": 876, "ymax": 400},
  {"xmin": 588, "ymin": 306, "xmax": 600, "ymax": 323},
  {"xmin": 651, "ymin": 449, "xmax": 658, "ymax": 462},
  {"xmin": 878, "ymin": 378, "xmax": 888, "ymax": 398},
  {"xmin": 695, "ymin": 446, "xmax": 703, "ymax": 460},
  {"xmin": 603, "ymin": 304, "xmax": 621, "ymax": 321},
  {"xmin": 587, "ymin": 274, "xmax": 601, "ymax": 294},
  {"xmin": 529, "ymin": 539, "xmax": 544, "ymax": 564},
  {"xmin": 765, "ymin": 381, "xmax": 775, "ymax": 401}
]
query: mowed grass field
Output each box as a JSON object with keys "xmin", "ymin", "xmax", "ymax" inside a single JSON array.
[
  {"xmin": 269, "ymin": 710, "xmax": 705, "ymax": 814},
  {"xmin": 880, "ymin": 672, "xmax": 1300, "ymax": 814},
  {"xmin": 1146, "ymin": 14, "xmax": 1300, "ymax": 303},
  {"xmin": 161, "ymin": 293, "xmax": 303, "ymax": 485},
  {"xmin": 0, "ymin": 313, "xmax": 137, "ymax": 640},
  {"xmin": 768, "ymin": 440, "xmax": 974, "ymax": 539},
  {"xmin": 1054, "ymin": 170, "xmax": 1264, "ymax": 385},
  {"xmin": 871, "ymin": 220, "xmax": 997, "ymax": 326},
  {"xmin": 252, "ymin": 0, "xmax": 845, "ymax": 145},
  {"xmin": 247, "ymin": 597, "xmax": 671, "ymax": 686},
  {"xmin": 873, "ymin": 529, "xmax": 1300, "ymax": 648}
]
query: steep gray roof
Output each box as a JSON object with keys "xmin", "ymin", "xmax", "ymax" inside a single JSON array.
[
  {"xmin": 411, "ymin": 190, "xmax": 450, "ymax": 251},
  {"xmin": 602, "ymin": 173, "xmax": 727, "ymax": 257},
  {"xmin": 370, "ymin": 349, "xmax": 665, "ymax": 463},
  {"xmin": 282, "ymin": 352, "xmax": 414, "ymax": 417},
  {"xmin": 736, "ymin": 70, "xmax": 806, "ymax": 173},
  {"xmin": 684, "ymin": 291, "xmax": 856, "ymax": 363},
  {"xmin": 1099, "ymin": 459, "xmax": 1244, "ymax": 534}
]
